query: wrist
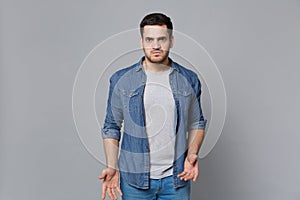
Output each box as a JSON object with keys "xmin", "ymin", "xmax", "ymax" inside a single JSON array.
[
  {"xmin": 106, "ymin": 163, "xmax": 118, "ymax": 170},
  {"xmin": 187, "ymin": 152, "xmax": 198, "ymax": 157},
  {"xmin": 186, "ymin": 153, "xmax": 198, "ymax": 164}
]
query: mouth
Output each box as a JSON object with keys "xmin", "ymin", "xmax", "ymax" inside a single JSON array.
[{"xmin": 152, "ymin": 51, "xmax": 162, "ymax": 55}]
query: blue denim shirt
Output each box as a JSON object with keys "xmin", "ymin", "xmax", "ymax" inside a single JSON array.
[{"xmin": 102, "ymin": 57, "xmax": 207, "ymax": 189}]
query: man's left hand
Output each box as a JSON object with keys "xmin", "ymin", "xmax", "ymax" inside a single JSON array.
[{"xmin": 178, "ymin": 154, "xmax": 199, "ymax": 182}]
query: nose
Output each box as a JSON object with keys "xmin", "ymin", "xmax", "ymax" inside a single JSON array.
[{"xmin": 151, "ymin": 39, "xmax": 161, "ymax": 49}]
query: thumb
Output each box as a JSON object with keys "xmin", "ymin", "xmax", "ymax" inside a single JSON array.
[
  {"xmin": 98, "ymin": 174, "xmax": 106, "ymax": 180},
  {"xmin": 98, "ymin": 169, "xmax": 108, "ymax": 180}
]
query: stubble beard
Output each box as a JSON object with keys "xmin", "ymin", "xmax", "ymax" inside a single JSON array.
[{"xmin": 143, "ymin": 49, "xmax": 170, "ymax": 64}]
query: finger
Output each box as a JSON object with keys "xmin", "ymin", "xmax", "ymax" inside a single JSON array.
[
  {"xmin": 193, "ymin": 174, "xmax": 198, "ymax": 182},
  {"xmin": 111, "ymin": 187, "xmax": 118, "ymax": 200},
  {"xmin": 183, "ymin": 173, "xmax": 194, "ymax": 181},
  {"xmin": 181, "ymin": 175, "xmax": 190, "ymax": 181},
  {"xmin": 178, "ymin": 171, "xmax": 187, "ymax": 177},
  {"xmin": 116, "ymin": 185, "xmax": 123, "ymax": 196},
  {"xmin": 107, "ymin": 188, "xmax": 114, "ymax": 200},
  {"xmin": 179, "ymin": 174, "xmax": 188, "ymax": 180},
  {"xmin": 193, "ymin": 170, "xmax": 199, "ymax": 182},
  {"xmin": 99, "ymin": 174, "xmax": 106, "ymax": 180},
  {"xmin": 99, "ymin": 169, "xmax": 108, "ymax": 180},
  {"xmin": 102, "ymin": 185, "xmax": 107, "ymax": 200},
  {"xmin": 179, "ymin": 170, "xmax": 192, "ymax": 179}
]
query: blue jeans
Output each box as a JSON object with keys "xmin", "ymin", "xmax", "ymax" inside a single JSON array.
[{"xmin": 120, "ymin": 176, "xmax": 190, "ymax": 200}]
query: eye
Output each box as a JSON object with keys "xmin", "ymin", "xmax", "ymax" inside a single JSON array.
[
  {"xmin": 145, "ymin": 38, "xmax": 153, "ymax": 42},
  {"xmin": 158, "ymin": 37, "xmax": 167, "ymax": 42}
]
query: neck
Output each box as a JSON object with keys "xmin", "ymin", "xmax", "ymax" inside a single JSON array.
[{"xmin": 143, "ymin": 57, "xmax": 171, "ymax": 72}]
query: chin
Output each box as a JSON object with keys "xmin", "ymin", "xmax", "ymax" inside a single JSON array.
[
  {"xmin": 150, "ymin": 58, "xmax": 164, "ymax": 63},
  {"xmin": 149, "ymin": 56, "xmax": 168, "ymax": 63}
]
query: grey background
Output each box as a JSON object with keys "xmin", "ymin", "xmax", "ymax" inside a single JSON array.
[{"xmin": 1, "ymin": 0, "xmax": 300, "ymax": 200}]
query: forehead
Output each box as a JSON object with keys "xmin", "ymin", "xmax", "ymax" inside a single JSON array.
[{"xmin": 142, "ymin": 25, "xmax": 169, "ymax": 37}]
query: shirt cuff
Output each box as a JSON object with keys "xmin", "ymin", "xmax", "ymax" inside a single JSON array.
[
  {"xmin": 188, "ymin": 119, "xmax": 207, "ymax": 131},
  {"xmin": 101, "ymin": 128, "xmax": 121, "ymax": 141}
]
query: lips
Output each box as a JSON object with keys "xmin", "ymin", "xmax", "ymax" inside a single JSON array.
[{"xmin": 152, "ymin": 51, "xmax": 162, "ymax": 55}]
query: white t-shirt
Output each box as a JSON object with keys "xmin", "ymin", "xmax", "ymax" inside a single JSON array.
[{"xmin": 143, "ymin": 68, "xmax": 176, "ymax": 179}]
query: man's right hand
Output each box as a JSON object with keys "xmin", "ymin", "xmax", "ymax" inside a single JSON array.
[{"xmin": 98, "ymin": 168, "xmax": 122, "ymax": 200}]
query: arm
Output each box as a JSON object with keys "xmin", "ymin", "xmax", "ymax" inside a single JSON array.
[
  {"xmin": 101, "ymin": 73, "xmax": 123, "ymax": 166},
  {"xmin": 178, "ymin": 129, "xmax": 205, "ymax": 182},
  {"xmin": 187, "ymin": 129, "xmax": 205, "ymax": 157},
  {"xmin": 103, "ymin": 138, "xmax": 119, "ymax": 169},
  {"xmin": 99, "ymin": 74, "xmax": 123, "ymax": 200},
  {"xmin": 99, "ymin": 138, "xmax": 122, "ymax": 200},
  {"xmin": 178, "ymin": 75, "xmax": 206, "ymax": 182}
]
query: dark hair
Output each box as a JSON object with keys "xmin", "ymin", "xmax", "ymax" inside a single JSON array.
[{"xmin": 140, "ymin": 13, "xmax": 173, "ymax": 37}]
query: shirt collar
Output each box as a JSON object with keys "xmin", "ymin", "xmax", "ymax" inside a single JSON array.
[{"xmin": 135, "ymin": 56, "xmax": 179, "ymax": 72}]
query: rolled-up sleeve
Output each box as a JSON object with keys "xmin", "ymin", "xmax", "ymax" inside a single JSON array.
[
  {"xmin": 188, "ymin": 76, "xmax": 207, "ymax": 131},
  {"xmin": 101, "ymin": 74, "xmax": 123, "ymax": 141}
]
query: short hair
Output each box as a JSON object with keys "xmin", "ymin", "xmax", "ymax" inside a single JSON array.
[{"xmin": 140, "ymin": 13, "xmax": 173, "ymax": 37}]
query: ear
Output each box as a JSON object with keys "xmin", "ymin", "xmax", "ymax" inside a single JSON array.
[
  {"xmin": 140, "ymin": 37, "xmax": 143, "ymax": 49},
  {"xmin": 170, "ymin": 35, "xmax": 174, "ymax": 48}
]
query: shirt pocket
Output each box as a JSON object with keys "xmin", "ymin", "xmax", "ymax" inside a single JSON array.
[
  {"xmin": 177, "ymin": 89, "xmax": 192, "ymax": 111},
  {"xmin": 120, "ymin": 89, "xmax": 145, "ymax": 127},
  {"xmin": 120, "ymin": 89, "xmax": 140, "ymax": 113}
]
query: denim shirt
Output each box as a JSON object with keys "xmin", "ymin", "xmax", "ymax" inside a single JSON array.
[{"xmin": 102, "ymin": 57, "xmax": 207, "ymax": 189}]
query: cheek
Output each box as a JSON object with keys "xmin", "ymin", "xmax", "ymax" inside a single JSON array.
[
  {"xmin": 162, "ymin": 43, "xmax": 171, "ymax": 50},
  {"xmin": 142, "ymin": 42, "xmax": 151, "ymax": 48},
  {"xmin": 143, "ymin": 48, "xmax": 152, "ymax": 55},
  {"xmin": 143, "ymin": 47, "xmax": 151, "ymax": 52}
]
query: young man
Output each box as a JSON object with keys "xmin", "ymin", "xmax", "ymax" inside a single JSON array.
[{"xmin": 99, "ymin": 13, "xmax": 207, "ymax": 200}]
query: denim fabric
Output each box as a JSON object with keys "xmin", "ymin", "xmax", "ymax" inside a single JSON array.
[
  {"xmin": 102, "ymin": 57, "xmax": 207, "ymax": 189},
  {"xmin": 120, "ymin": 176, "xmax": 190, "ymax": 200}
]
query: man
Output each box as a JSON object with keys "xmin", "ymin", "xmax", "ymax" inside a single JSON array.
[{"xmin": 99, "ymin": 13, "xmax": 207, "ymax": 200}]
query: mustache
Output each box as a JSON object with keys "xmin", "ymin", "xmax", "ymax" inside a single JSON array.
[{"xmin": 151, "ymin": 50, "xmax": 163, "ymax": 53}]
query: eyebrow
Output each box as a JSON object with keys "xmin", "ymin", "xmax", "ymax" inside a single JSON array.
[
  {"xmin": 157, "ymin": 36, "xmax": 167, "ymax": 40},
  {"xmin": 145, "ymin": 36, "xmax": 167, "ymax": 40}
]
